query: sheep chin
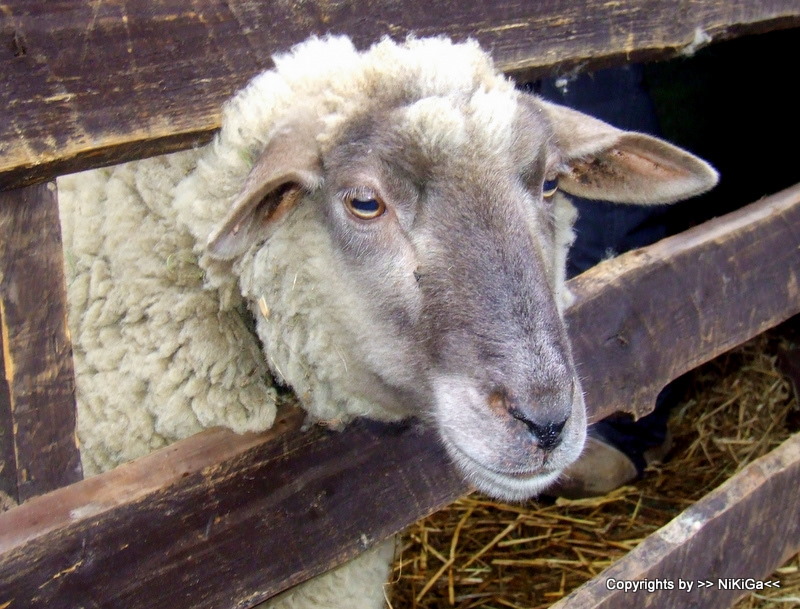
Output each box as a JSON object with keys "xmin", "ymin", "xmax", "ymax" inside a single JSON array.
[{"xmin": 442, "ymin": 437, "xmax": 565, "ymax": 502}]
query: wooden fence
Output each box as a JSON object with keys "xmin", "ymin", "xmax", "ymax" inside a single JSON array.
[{"xmin": 1, "ymin": 1, "xmax": 799, "ymax": 607}]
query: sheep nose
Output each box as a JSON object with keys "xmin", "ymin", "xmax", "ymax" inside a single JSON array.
[
  {"xmin": 509, "ymin": 409, "xmax": 568, "ymax": 452},
  {"xmin": 488, "ymin": 390, "xmax": 570, "ymax": 451}
]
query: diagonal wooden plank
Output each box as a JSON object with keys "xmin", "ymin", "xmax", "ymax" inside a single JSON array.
[
  {"xmin": 569, "ymin": 181, "xmax": 800, "ymax": 421},
  {"xmin": 1, "ymin": 0, "xmax": 798, "ymax": 190},
  {"xmin": 0, "ymin": 184, "xmax": 797, "ymax": 608},
  {"xmin": 0, "ymin": 411, "xmax": 462, "ymax": 608},
  {"xmin": 0, "ymin": 183, "xmax": 83, "ymax": 504},
  {"xmin": 548, "ymin": 432, "xmax": 800, "ymax": 609}
]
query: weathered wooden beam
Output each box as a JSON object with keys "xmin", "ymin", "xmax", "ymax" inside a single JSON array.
[
  {"xmin": 2, "ymin": 0, "xmax": 798, "ymax": 190},
  {"xmin": 0, "ymin": 409, "xmax": 462, "ymax": 609},
  {"xmin": 0, "ymin": 183, "xmax": 83, "ymax": 504},
  {"xmin": 0, "ymin": 184, "xmax": 798, "ymax": 608},
  {"xmin": 549, "ymin": 432, "xmax": 800, "ymax": 609},
  {"xmin": 570, "ymin": 181, "xmax": 800, "ymax": 420}
]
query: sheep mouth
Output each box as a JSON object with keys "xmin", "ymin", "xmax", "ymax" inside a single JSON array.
[{"xmin": 442, "ymin": 437, "xmax": 563, "ymax": 502}]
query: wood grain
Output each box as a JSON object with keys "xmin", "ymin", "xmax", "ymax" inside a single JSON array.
[
  {"xmin": 0, "ymin": 183, "xmax": 83, "ymax": 503},
  {"xmin": 570, "ymin": 181, "xmax": 800, "ymax": 420},
  {"xmin": 2, "ymin": 0, "xmax": 798, "ymax": 190},
  {"xmin": 0, "ymin": 184, "xmax": 797, "ymax": 607},
  {"xmin": 0, "ymin": 411, "xmax": 463, "ymax": 608},
  {"xmin": 0, "ymin": 408, "xmax": 306, "ymax": 551},
  {"xmin": 549, "ymin": 433, "xmax": 800, "ymax": 609}
]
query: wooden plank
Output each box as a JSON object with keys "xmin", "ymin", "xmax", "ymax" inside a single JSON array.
[
  {"xmin": 549, "ymin": 432, "xmax": 800, "ymax": 609},
  {"xmin": 0, "ymin": 410, "xmax": 463, "ymax": 608},
  {"xmin": 0, "ymin": 409, "xmax": 306, "ymax": 553},
  {"xmin": 2, "ymin": 0, "xmax": 798, "ymax": 190},
  {"xmin": 0, "ymin": 183, "xmax": 83, "ymax": 503},
  {"xmin": 0, "ymin": 184, "xmax": 798, "ymax": 607},
  {"xmin": 570, "ymin": 181, "xmax": 800, "ymax": 420}
]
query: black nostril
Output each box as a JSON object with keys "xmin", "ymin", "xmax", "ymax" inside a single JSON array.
[{"xmin": 509, "ymin": 409, "xmax": 568, "ymax": 452}]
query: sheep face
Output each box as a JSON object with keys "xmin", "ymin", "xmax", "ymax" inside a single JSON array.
[
  {"xmin": 205, "ymin": 38, "xmax": 717, "ymax": 501},
  {"xmin": 312, "ymin": 104, "xmax": 587, "ymax": 500}
]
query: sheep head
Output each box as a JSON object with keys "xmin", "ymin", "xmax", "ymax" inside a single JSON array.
[{"xmin": 202, "ymin": 37, "xmax": 717, "ymax": 501}]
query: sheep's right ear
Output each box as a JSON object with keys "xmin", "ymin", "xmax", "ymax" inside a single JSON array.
[
  {"xmin": 537, "ymin": 99, "xmax": 718, "ymax": 204},
  {"xmin": 207, "ymin": 120, "xmax": 322, "ymax": 260}
]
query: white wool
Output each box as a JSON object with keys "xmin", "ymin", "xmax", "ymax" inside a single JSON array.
[
  {"xmin": 552, "ymin": 195, "xmax": 579, "ymax": 311},
  {"xmin": 59, "ymin": 153, "xmax": 277, "ymax": 475},
  {"xmin": 233, "ymin": 203, "xmax": 412, "ymax": 424},
  {"xmin": 467, "ymin": 86, "xmax": 518, "ymax": 153},
  {"xmin": 266, "ymin": 539, "xmax": 396, "ymax": 609},
  {"xmin": 402, "ymin": 96, "xmax": 469, "ymax": 163}
]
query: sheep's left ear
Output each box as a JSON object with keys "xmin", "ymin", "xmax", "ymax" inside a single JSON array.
[
  {"xmin": 537, "ymin": 99, "xmax": 718, "ymax": 204},
  {"xmin": 207, "ymin": 119, "xmax": 322, "ymax": 260}
]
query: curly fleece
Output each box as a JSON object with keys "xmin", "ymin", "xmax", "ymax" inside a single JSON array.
[{"xmin": 59, "ymin": 152, "xmax": 277, "ymax": 475}]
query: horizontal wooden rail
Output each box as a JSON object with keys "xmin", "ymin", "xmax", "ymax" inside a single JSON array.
[
  {"xmin": 2, "ymin": 0, "xmax": 799, "ymax": 190},
  {"xmin": 550, "ymin": 432, "xmax": 800, "ymax": 609},
  {"xmin": 0, "ymin": 183, "xmax": 798, "ymax": 608},
  {"xmin": 569, "ymin": 181, "xmax": 800, "ymax": 421}
]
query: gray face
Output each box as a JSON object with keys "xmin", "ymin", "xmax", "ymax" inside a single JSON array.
[{"xmin": 317, "ymin": 102, "xmax": 586, "ymax": 500}]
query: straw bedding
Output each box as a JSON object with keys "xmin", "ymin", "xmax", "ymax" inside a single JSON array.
[{"xmin": 391, "ymin": 323, "xmax": 800, "ymax": 608}]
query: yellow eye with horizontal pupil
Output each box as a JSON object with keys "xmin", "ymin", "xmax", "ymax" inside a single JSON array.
[
  {"xmin": 543, "ymin": 177, "xmax": 559, "ymax": 198},
  {"xmin": 344, "ymin": 194, "xmax": 386, "ymax": 219}
]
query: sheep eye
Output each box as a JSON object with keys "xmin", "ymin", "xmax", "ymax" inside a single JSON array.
[
  {"xmin": 543, "ymin": 177, "xmax": 559, "ymax": 199},
  {"xmin": 344, "ymin": 193, "xmax": 386, "ymax": 220}
]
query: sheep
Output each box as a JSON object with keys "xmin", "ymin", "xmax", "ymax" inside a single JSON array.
[{"xmin": 57, "ymin": 35, "xmax": 717, "ymax": 608}]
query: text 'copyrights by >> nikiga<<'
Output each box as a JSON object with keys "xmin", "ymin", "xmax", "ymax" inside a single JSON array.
[{"xmin": 605, "ymin": 577, "xmax": 782, "ymax": 593}]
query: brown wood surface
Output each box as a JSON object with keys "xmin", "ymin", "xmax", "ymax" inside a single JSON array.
[
  {"xmin": 0, "ymin": 183, "xmax": 83, "ymax": 504},
  {"xmin": 0, "ymin": 409, "xmax": 306, "ymax": 552},
  {"xmin": 0, "ymin": 409, "xmax": 463, "ymax": 608},
  {"xmin": 2, "ymin": 0, "xmax": 799, "ymax": 191},
  {"xmin": 549, "ymin": 432, "xmax": 800, "ymax": 609},
  {"xmin": 0, "ymin": 184, "xmax": 797, "ymax": 608},
  {"xmin": 570, "ymin": 181, "xmax": 800, "ymax": 421}
]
